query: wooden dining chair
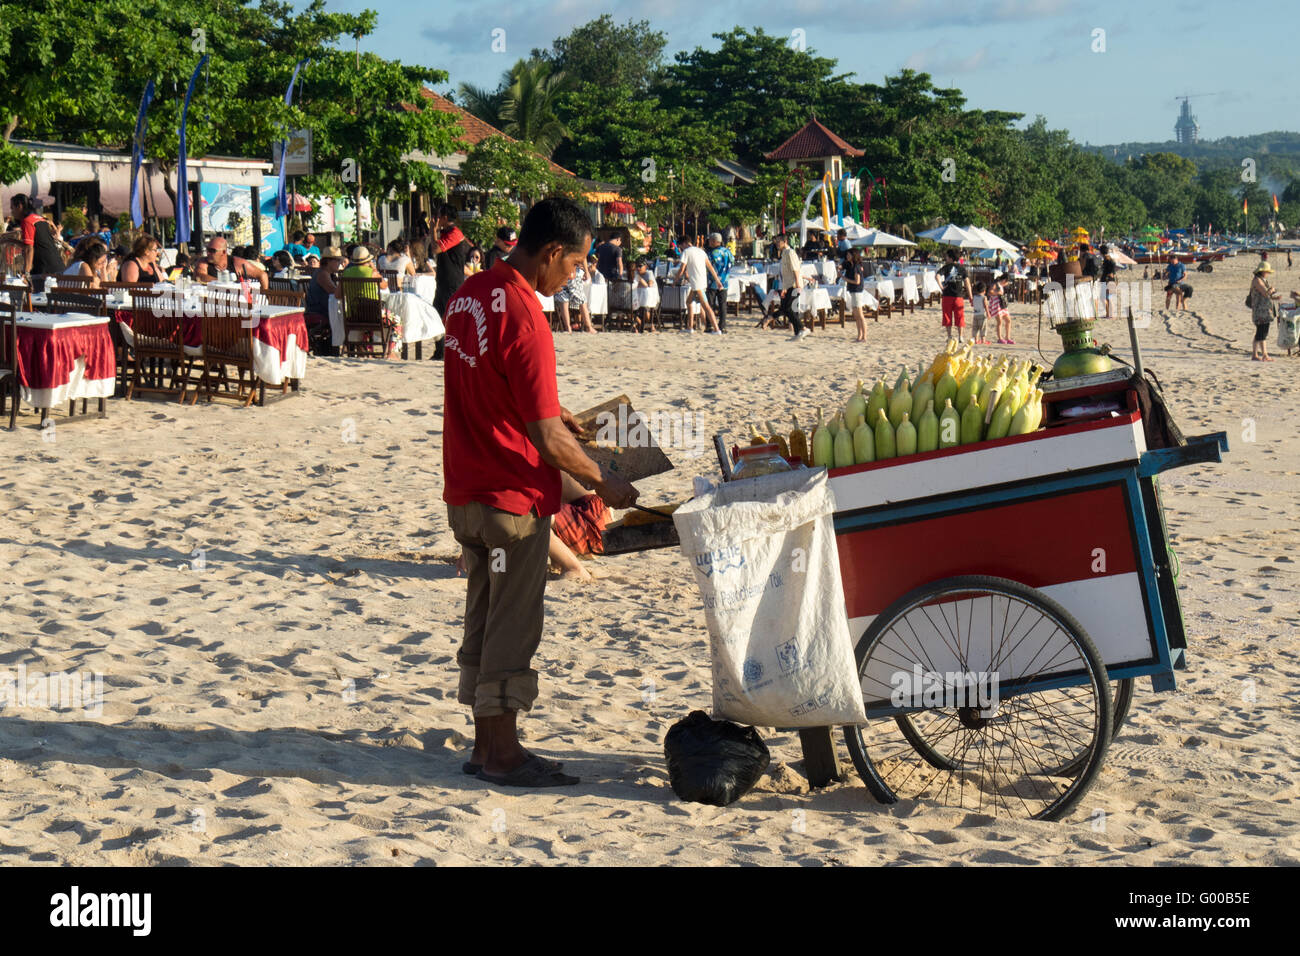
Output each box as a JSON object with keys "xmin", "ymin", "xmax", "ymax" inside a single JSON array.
[
  {"xmin": 381, "ymin": 269, "xmax": 401, "ymax": 293},
  {"xmin": 46, "ymin": 288, "xmax": 109, "ymax": 316},
  {"xmin": 337, "ymin": 276, "xmax": 391, "ymax": 358},
  {"xmin": 0, "ymin": 299, "xmax": 18, "ymax": 429},
  {"xmin": 264, "ymin": 289, "xmax": 304, "ymax": 308},
  {"xmin": 1, "ymin": 283, "xmax": 32, "ymax": 313},
  {"xmin": 52, "ymin": 274, "xmax": 94, "ymax": 288},
  {"xmin": 196, "ymin": 307, "xmax": 259, "ymax": 406},
  {"xmin": 268, "ymin": 277, "xmax": 298, "ymax": 293},
  {"xmin": 127, "ymin": 307, "xmax": 194, "ymax": 404}
]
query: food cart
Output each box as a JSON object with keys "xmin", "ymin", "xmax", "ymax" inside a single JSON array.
[{"xmin": 690, "ymin": 372, "xmax": 1224, "ymax": 821}]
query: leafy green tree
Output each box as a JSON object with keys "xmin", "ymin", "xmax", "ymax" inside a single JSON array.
[
  {"xmin": 1124, "ymin": 152, "xmax": 1198, "ymax": 227},
  {"xmin": 534, "ymin": 15, "xmax": 666, "ymax": 93},
  {"xmin": 660, "ymin": 27, "xmax": 848, "ymax": 167}
]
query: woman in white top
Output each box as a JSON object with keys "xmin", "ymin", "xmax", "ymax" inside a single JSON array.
[
  {"xmin": 62, "ymin": 238, "xmax": 109, "ymax": 288},
  {"xmin": 377, "ymin": 238, "xmax": 415, "ymax": 278}
]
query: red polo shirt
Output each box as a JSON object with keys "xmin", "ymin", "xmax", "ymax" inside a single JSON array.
[{"xmin": 442, "ymin": 258, "xmax": 562, "ymax": 516}]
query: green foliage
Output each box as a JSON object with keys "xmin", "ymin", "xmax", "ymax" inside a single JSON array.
[
  {"xmin": 660, "ymin": 27, "xmax": 849, "ymax": 167},
  {"xmin": 0, "ymin": 140, "xmax": 37, "ymax": 185},
  {"xmin": 463, "ymin": 195, "xmax": 518, "ymax": 249},
  {"xmin": 499, "ymin": 60, "xmax": 572, "ymax": 158},
  {"xmin": 534, "ymin": 15, "xmax": 667, "ymax": 93},
  {"xmin": 61, "ymin": 206, "xmax": 86, "ymax": 234},
  {"xmin": 459, "ymin": 135, "xmax": 554, "ymax": 204}
]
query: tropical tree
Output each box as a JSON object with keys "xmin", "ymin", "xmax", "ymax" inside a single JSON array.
[
  {"xmin": 499, "ymin": 59, "xmax": 572, "ymax": 157},
  {"xmin": 534, "ymin": 15, "xmax": 667, "ymax": 93}
]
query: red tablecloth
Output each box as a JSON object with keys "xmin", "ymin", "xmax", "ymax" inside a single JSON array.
[
  {"xmin": 17, "ymin": 321, "xmax": 115, "ymax": 389},
  {"xmin": 15, "ymin": 314, "xmax": 116, "ymax": 408}
]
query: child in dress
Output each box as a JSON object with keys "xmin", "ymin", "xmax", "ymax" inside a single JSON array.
[{"xmin": 633, "ymin": 258, "xmax": 659, "ymax": 332}]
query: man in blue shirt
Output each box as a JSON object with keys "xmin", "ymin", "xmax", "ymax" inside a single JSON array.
[
  {"xmin": 1164, "ymin": 254, "xmax": 1187, "ymax": 310},
  {"xmin": 284, "ymin": 230, "xmax": 309, "ymax": 259},
  {"xmin": 303, "ymin": 231, "xmax": 322, "ymax": 258},
  {"xmin": 706, "ymin": 232, "xmax": 734, "ymax": 332}
]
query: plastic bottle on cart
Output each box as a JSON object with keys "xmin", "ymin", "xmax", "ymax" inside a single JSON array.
[{"xmin": 731, "ymin": 443, "xmax": 793, "ymax": 481}]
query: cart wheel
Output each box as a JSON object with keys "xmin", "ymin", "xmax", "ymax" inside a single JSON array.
[{"xmin": 843, "ymin": 575, "xmax": 1113, "ymax": 821}]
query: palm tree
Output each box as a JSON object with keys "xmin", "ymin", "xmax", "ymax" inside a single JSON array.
[
  {"xmin": 457, "ymin": 80, "xmax": 507, "ymax": 128},
  {"xmin": 499, "ymin": 59, "xmax": 572, "ymax": 158}
]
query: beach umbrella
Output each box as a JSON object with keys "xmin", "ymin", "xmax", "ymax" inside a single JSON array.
[
  {"xmin": 851, "ymin": 228, "xmax": 916, "ymax": 247},
  {"xmin": 917, "ymin": 223, "xmax": 978, "ymax": 246},
  {"xmin": 287, "ymin": 192, "xmax": 313, "ymax": 213},
  {"xmin": 961, "ymin": 225, "xmax": 1018, "ymax": 254},
  {"xmin": 1108, "ymin": 248, "xmax": 1137, "ymax": 266}
]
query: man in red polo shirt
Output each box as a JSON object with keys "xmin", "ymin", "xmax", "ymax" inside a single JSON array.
[{"xmin": 443, "ymin": 197, "xmax": 638, "ymax": 788}]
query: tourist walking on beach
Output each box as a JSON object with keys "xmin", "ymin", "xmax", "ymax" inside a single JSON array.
[
  {"xmin": 706, "ymin": 232, "xmax": 733, "ymax": 332},
  {"xmin": 1099, "ymin": 244, "xmax": 1119, "ymax": 318},
  {"xmin": 989, "ymin": 276, "xmax": 1013, "ymax": 344},
  {"xmin": 774, "ymin": 233, "xmax": 809, "ymax": 339},
  {"xmin": 676, "ymin": 234, "xmax": 722, "ymax": 334},
  {"xmin": 1248, "ymin": 261, "xmax": 1280, "ymax": 361},
  {"xmin": 938, "ymin": 248, "xmax": 971, "ymax": 343},
  {"xmin": 442, "ymin": 197, "xmax": 639, "ymax": 788}
]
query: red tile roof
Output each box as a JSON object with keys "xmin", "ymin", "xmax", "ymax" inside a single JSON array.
[
  {"xmin": 415, "ymin": 88, "xmax": 574, "ymax": 177},
  {"xmin": 764, "ymin": 118, "xmax": 864, "ymax": 160}
]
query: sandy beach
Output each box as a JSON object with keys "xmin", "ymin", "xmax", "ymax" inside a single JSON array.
[{"xmin": 1, "ymin": 250, "xmax": 1297, "ymax": 866}]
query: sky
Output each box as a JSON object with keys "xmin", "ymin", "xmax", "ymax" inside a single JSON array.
[{"xmin": 323, "ymin": 0, "xmax": 1298, "ymax": 146}]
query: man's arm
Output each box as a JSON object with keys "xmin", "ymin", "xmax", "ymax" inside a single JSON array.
[
  {"xmin": 525, "ymin": 417, "xmax": 638, "ymax": 509},
  {"xmin": 434, "ymin": 225, "xmax": 465, "ymax": 253}
]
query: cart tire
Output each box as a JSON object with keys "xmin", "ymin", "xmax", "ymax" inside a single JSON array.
[
  {"xmin": 843, "ymin": 575, "xmax": 1113, "ymax": 822},
  {"xmin": 1049, "ymin": 678, "xmax": 1135, "ymax": 777}
]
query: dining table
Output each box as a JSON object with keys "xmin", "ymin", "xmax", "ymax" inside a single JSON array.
[{"xmin": 13, "ymin": 311, "xmax": 116, "ymax": 421}]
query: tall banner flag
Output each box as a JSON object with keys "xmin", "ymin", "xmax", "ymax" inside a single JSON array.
[
  {"xmin": 275, "ymin": 59, "xmax": 309, "ymax": 219},
  {"xmin": 129, "ymin": 80, "xmax": 155, "ymax": 228},
  {"xmin": 175, "ymin": 54, "xmax": 209, "ymax": 244}
]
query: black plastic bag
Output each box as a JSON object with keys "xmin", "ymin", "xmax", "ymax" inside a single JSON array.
[{"xmin": 664, "ymin": 710, "xmax": 770, "ymax": 806}]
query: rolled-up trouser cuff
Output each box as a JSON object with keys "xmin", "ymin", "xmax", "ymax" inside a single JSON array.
[
  {"xmin": 457, "ymin": 651, "xmax": 480, "ymax": 707},
  {"xmin": 474, "ymin": 671, "xmax": 539, "ymax": 717}
]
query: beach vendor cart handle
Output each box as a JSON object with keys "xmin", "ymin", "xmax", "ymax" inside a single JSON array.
[{"xmin": 1138, "ymin": 432, "xmax": 1228, "ymax": 478}]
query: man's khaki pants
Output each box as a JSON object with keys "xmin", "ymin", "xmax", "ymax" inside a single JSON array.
[{"xmin": 447, "ymin": 502, "xmax": 550, "ymax": 717}]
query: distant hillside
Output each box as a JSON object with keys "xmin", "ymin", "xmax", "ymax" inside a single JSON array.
[{"xmin": 1087, "ymin": 131, "xmax": 1300, "ymax": 171}]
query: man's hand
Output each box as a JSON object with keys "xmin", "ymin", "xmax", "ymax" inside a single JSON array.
[
  {"xmin": 559, "ymin": 406, "xmax": 584, "ymax": 436},
  {"xmin": 594, "ymin": 470, "xmax": 639, "ymax": 510}
]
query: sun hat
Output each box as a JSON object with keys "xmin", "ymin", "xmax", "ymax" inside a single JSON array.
[
  {"xmin": 1256, "ymin": 261, "xmax": 1273, "ymax": 274},
  {"xmin": 323, "ymin": 245, "xmax": 341, "ymax": 258},
  {"xmin": 349, "ymin": 246, "xmax": 373, "ymax": 265}
]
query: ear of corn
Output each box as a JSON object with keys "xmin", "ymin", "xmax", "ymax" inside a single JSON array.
[
  {"xmin": 812, "ymin": 407, "xmax": 833, "ymax": 467},
  {"xmin": 939, "ymin": 398, "xmax": 961, "ymax": 448},
  {"xmin": 896, "ymin": 412, "xmax": 917, "ymax": 456},
  {"xmin": 765, "ymin": 420, "xmax": 790, "ymax": 458},
  {"xmin": 911, "ymin": 378, "xmax": 935, "ymax": 423},
  {"xmin": 960, "ymin": 395, "xmax": 985, "ymax": 444},
  {"xmin": 887, "ymin": 371, "xmax": 912, "ymax": 428},
  {"xmin": 833, "ymin": 415, "xmax": 855, "ymax": 467},
  {"xmin": 866, "ymin": 379, "xmax": 888, "ymax": 425},
  {"xmin": 874, "ymin": 408, "xmax": 896, "ymax": 459},
  {"xmin": 789, "ymin": 415, "xmax": 809, "ymax": 464},
  {"xmin": 852, "ymin": 419, "xmax": 875, "ymax": 463},
  {"xmin": 917, "ymin": 400, "xmax": 939, "ymax": 453}
]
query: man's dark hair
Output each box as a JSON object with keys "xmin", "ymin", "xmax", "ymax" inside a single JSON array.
[
  {"xmin": 292, "ymin": 231, "xmax": 305, "ymax": 242},
  {"xmin": 775, "ymin": 233, "xmax": 788, "ymax": 245},
  {"xmin": 945, "ymin": 248, "xmax": 959, "ymax": 261},
  {"xmin": 682, "ymin": 233, "xmax": 696, "ymax": 245},
  {"xmin": 10, "ymin": 194, "xmax": 29, "ymax": 212},
  {"xmin": 517, "ymin": 197, "xmax": 593, "ymax": 255},
  {"xmin": 438, "ymin": 203, "xmax": 457, "ymax": 220}
]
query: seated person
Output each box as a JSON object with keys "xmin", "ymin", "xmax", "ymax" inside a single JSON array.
[
  {"xmin": 304, "ymin": 254, "xmax": 343, "ymax": 354},
  {"xmin": 61, "ymin": 238, "xmax": 109, "ymax": 288},
  {"xmin": 270, "ymin": 250, "xmax": 294, "ymax": 277},
  {"xmin": 118, "ymin": 234, "xmax": 165, "ymax": 284},
  {"xmin": 194, "ymin": 236, "xmax": 269, "ymax": 289},
  {"xmin": 284, "ymin": 231, "xmax": 309, "ymax": 259},
  {"xmin": 377, "ymin": 238, "xmax": 416, "ymax": 279}
]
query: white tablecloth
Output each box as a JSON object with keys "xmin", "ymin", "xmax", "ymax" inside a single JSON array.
[
  {"xmin": 794, "ymin": 286, "xmax": 833, "ymax": 314},
  {"xmin": 875, "ymin": 279, "xmax": 896, "ymax": 302},
  {"xmin": 901, "ymin": 275, "xmax": 919, "ymax": 304},
  {"xmin": 587, "ymin": 282, "xmax": 608, "ymax": 316},
  {"xmin": 633, "ymin": 282, "xmax": 659, "ymax": 310},
  {"xmin": 832, "ymin": 285, "xmax": 880, "ymax": 311},
  {"xmin": 385, "ymin": 291, "xmax": 443, "ymax": 344},
  {"xmin": 15, "ymin": 312, "xmax": 116, "ymax": 408},
  {"xmin": 536, "ymin": 292, "xmax": 554, "ymax": 312}
]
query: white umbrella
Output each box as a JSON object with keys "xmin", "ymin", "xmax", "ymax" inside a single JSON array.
[
  {"xmin": 851, "ymin": 228, "xmax": 916, "ymax": 247},
  {"xmin": 917, "ymin": 223, "xmax": 978, "ymax": 246},
  {"xmin": 786, "ymin": 216, "xmax": 872, "ymax": 239},
  {"xmin": 962, "ymin": 225, "xmax": 1018, "ymax": 254}
]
